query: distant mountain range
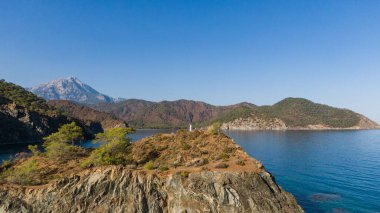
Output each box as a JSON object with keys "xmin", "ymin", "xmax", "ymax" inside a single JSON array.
[
  {"xmin": 92, "ymin": 98, "xmax": 379, "ymax": 130},
  {"xmin": 29, "ymin": 77, "xmax": 115, "ymax": 104},
  {"xmin": 29, "ymin": 77, "xmax": 380, "ymax": 130},
  {"xmin": 47, "ymin": 100, "xmax": 126, "ymax": 130}
]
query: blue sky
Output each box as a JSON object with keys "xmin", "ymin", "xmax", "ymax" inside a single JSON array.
[{"xmin": 1, "ymin": 1, "xmax": 380, "ymax": 122}]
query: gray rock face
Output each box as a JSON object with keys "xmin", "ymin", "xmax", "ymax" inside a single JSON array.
[
  {"xmin": 0, "ymin": 166, "xmax": 303, "ymax": 213},
  {"xmin": 30, "ymin": 77, "xmax": 114, "ymax": 104},
  {"xmin": 221, "ymin": 117, "xmax": 287, "ymax": 131},
  {"xmin": 220, "ymin": 115, "xmax": 380, "ymax": 131},
  {"xmin": 0, "ymin": 102, "xmax": 68, "ymax": 144}
]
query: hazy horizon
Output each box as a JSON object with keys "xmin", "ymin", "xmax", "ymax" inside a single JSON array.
[{"xmin": 1, "ymin": 1, "xmax": 380, "ymax": 122}]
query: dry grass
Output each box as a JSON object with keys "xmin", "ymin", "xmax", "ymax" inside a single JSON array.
[
  {"xmin": 129, "ymin": 130, "xmax": 263, "ymax": 174},
  {"xmin": 0, "ymin": 130, "xmax": 263, "ymax": 186}
]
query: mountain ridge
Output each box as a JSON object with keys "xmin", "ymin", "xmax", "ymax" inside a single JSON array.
[
  {"xmin": 47, "ymin": 100, "xmax": 127, "ymax": 130},
  {"xmin": 29, "ymin": 77, "xmax": 379, "ymax": 130},
  {"xmin": 92, "ymin": 98, "xmax": 380, "ymax": 130},
  {"xmin": 29, "ymin": 77, "xmax": 115, "ymax": 104}
]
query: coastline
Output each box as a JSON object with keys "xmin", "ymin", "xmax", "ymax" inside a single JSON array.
[{"xmin": 221, "ymin": 127, "xmax": 380, "ymax": 131}]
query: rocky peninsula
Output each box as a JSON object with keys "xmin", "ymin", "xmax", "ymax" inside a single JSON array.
[{"xmin": 0, "ymin": 129, "xmax": 303, "ymax": 213}]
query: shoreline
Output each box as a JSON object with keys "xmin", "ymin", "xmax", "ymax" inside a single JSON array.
[
  {"xmin": 135, "ymin": 127, "xmax": 380, "ymax": 131},
  {"xmin": 2, "ymin": 128, "xmax": 379, "ymax": 146},
  {"xmin": 221, "ymin": 127, "xmax": 380, "ymax": 131}
]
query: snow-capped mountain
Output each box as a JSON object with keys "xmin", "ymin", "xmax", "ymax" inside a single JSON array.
[{"xmin": 30, "ymin": 77, "xmax": 115, "ymax": 104}]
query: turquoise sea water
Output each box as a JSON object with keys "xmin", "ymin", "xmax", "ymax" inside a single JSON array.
[
  {"xmin": 1, "ymin": 130, "xmax": 379, "ymax": 212},
  {"xmin": 226, "ymin": 130, "xmax": 380, "ymax": 213}
]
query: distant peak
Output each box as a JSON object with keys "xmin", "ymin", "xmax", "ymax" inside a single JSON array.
[
  {"xmin": 29, "ymin": 77, "xmax": 116, "ymax": 104},
  {"xmin": 47, "ymin": 77, "xmax": 80, "ymax": 84},
  {"xmin": 65, "ymin": 76, "xmax": 81, "ymax": 82},
  {"xmin": 277, "ymin": 97, "xmax": 312, "ymax": 103}
]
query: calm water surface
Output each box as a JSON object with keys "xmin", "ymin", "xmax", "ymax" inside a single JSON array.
[
  {"xmin": 227, "ymin": 130, "xmax": 380, "ymax": 213},
  {"xmin": 1, "ymin": 129, "xmax": 379, "ymax": 212}
]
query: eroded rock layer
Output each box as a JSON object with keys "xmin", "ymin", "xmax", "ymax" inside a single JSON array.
[{"xmin": 0, "ymin": 166, "xmax": 303, "ymax": 213}]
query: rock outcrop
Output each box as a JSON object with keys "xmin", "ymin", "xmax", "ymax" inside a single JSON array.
[
  {"xmin": 0, "ymin": 100, "xmax": 68, "ymax": 144},
  {"xmin": 221, "ymin": 117, "xmax": 287, "ymax": 130},
  {"xmin": 353, "ymin": 115, "xmax": 380, "ymax": 129},
  {"xmin": 0, "ymin": 166, "xmax": 303, "ymax": 213},
  {"xmin": 0, "ymin": 130, "xmax": 304, "ymax": 212}
]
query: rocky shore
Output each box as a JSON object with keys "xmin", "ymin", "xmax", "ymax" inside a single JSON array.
[{"xmin": 221, "ymin": 115, "xmax": 380, "ymax": 131}]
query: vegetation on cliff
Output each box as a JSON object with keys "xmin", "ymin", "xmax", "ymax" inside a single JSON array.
[
  {"xmin": 0, "ymin": 124, "xmax": 304, "ymax": 212},
  {"xmin": 0, "ymin": 80, "xmax": 125, "ymax": 144},
  {"xmin": 0, "ymin": 123, "xmax": 260, "ymax": 186},
  {"xmin": 0, "ymin": 80, "xmax": 72, "ymax": 144},
  {"xmin": 82, "ymin": 127, "xmax": 134, "ymax": 167},
  {"xmin": 0, "ymin": 122, "xmax": 87, "ymax": 185},
  {"xmin": 0, "ymin": 80, "xmax": 59, "ymax": 116}
]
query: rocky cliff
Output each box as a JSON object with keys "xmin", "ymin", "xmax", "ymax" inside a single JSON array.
[
  {"xmin": 0, "ymin": 130, "xmax": 304, "ymax": 212},
  {"xmin": 0, "ymin": 80, "xmax": 71, "ymax": 144},
  {"xmin": 0, "ymin": 101, "xmax": 68, "ymax": 144},
  {"xmin": 0, "ymin": 167, "xmax": 303, "ymax": 213},
  {"xmin": 221, "ymin": 117, "xmax": 287, "ymax": 131}
]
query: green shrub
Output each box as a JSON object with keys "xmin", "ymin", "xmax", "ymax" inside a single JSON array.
[
  {"xmin": 158, "ymin": 165, "xmax": 169, "ymax": 171},
  {"xmin": 45, "ymin": 142, "xmax": 84, "ymax": 162},
  {"xmin": 220, "ymin": 153, "xmax": 229, "ymax": 161},
  {"xmin": 223, "ymin": 147, "xmax": 234, "ymax": 153},
  {"xmin": 43, "ymin": 122, "xmax": 85, "ymax": 162},
  {"xmin": 82, "ymin": 127, "xmax": 134, "ymax": 167},
  {"xmin": 44, "ymin": 122, "xmax": 84, "ymax": 146},
  {"xmin": 235, "ymin": 159, "xmax": 245, "ymax": 166},
  {"xmin": 0, "ymin": 160, "xmax": 13, "ymax": 168},
  {"xmin": 2, "ymin": 158, "xmax": 40, "ymax": 185},
  {"xmin": 144, "ymin": 160, "xmax": 155, "ymax": 170},
  {"xmin": 181, "ymin": 142, "xmax": 191, "ymax": 150},
  {"xmin": 28, "ymin": 145, "xmax": 40, "ymax": 156},
  {"xmin": 179, "ymin": 171, "xmax": 190, "ymax": 178},
  {"xmin": 207, "ymin": 122, "xmax": 221, "ymax": 135}
]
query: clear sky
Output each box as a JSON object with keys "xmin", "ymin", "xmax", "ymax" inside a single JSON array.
[{"xmin": 1, "ymin": 1, "xmax": 380, "ymax": 122}]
